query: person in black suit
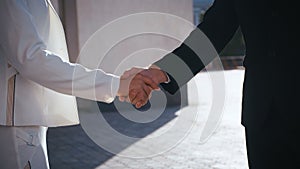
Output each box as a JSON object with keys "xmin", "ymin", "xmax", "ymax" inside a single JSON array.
[{"xmin": 124, "ymin": 0, "xmax": 299, "ymax": 168}]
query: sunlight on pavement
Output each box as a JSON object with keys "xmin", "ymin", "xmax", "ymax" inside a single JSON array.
[{"xmin": 95, "ymin": 70, "xmax": 248, "ymax": 169}]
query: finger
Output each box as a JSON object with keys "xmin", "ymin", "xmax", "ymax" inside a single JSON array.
[
  {"xmin": 129, "ymin": 80, "xmax": 150, "ymax": 101},
  {"xmin": 131, "ymin": 91, "xmax": 148, "ymax": 107},
  {"xmin": 143, "ymin": 85, "xmax": 152, "ymax": 98},
  {"xmin": 135, "ymin": 101, "xmax": 143, "ymax": 109},
  {"xmin": 122, "ymin": 67, "xmax": 143, "ymax": 79},
  {"xmin": 120, "ymin": 96, "xmax": 131, "ymax": 103},
  {"xmin": 136, "ymin": 86, "xmax": 152, "ymax": 108},
  {"xmin": 130, "ymin": 67, "xmax": 143, "ymax": 74},
  {"xmin": 154, "ymin": 88, "xmax": 161, "ymax": 91},
  {"xmin": 130, "ymin": 91, "xmax": 140, "ymax": 105},
  {"xmin": 136, "ymin": 96, "xmax": 149, "ymax": 108},
  {"xmin": 125, "ymin": 96, "xmax": 131, "ymax": 103},
  {"xmin": 136, "ymin": 74, "xmax": 159, "ymax": 90},
  {"xmin": 121, "ymin": 70, "xmax": 133, "ymax": 79},
  {"xmin": 129, "ymin": 89, "xmax": 138, "ymax": 102},
  {"xmin": 129, "ymin": 89, "xmax": 146, "ymax": 105},
  {"xmin": 135, "ymin": 89, "xmax": 150, "ymax": 108},
  {"xmin": 118, "ymin": 96, "xmax": 126, "ymax": 102},
  {"xmin": 136, "ymin": 99, "xmax": 147, "ymax": 109}
]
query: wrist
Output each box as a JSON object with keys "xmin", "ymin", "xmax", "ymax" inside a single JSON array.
[
  {"xmin": 149, "ymin": 68, "xmax": 168, "ymax": 83},
  {"xmin": 117, "ymin": 77, "xmax": 129, "ymax": 97}
]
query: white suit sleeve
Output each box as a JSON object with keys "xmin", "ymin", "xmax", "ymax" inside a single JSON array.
[{"xmin": 0, "ymin": 0, "xmax": 119, "ymax": 103}]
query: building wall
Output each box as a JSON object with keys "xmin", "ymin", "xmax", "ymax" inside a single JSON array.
[
  {"xmin": 75, "ymin": 0, "xmax": 194, "ymax": 74},
  {"xmin": 53, "ymin": 0, "xmax": 194, "ymax": 111}
]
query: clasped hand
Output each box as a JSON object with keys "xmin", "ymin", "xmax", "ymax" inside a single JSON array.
[{"xmin": 117, "ymin": 67, "xmax": 168, "ymax": 108}]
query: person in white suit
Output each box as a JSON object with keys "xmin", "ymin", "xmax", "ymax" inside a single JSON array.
[{"xmin": 0, "ymin": 0, "xmax": 157, "ymax": 168}]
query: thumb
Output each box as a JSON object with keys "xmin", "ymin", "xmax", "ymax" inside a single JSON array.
[{"xmin": 121, "ymin": 67, "xmax": 143, "ymax": 79}]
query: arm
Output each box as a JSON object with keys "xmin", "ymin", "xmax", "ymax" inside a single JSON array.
[
  {"xmin": 154, "ymin": 0, "xmax": 239, "ymax": 94},
  {"xmin": 0, "ymin": 0, "xmax": 121, "ymax": 103}
]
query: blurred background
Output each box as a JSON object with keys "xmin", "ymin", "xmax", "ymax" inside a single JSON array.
[{"xmin": 47, "ymin": 0, "xmax": 247, "ymax": 168}]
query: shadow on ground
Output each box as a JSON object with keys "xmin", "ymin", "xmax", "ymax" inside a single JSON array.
[{"xmin": 47, "ymin": 89, "xmax": 183, "ymax": 169}]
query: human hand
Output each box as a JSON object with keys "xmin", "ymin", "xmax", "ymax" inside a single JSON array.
[
  {"xmin": 123, "ymin": 66, "xmax": 168, "ymax": 108},
  {"xmin": 128, "ymin": 73, "xmax": 158, "ymax": 108},
  {"xmin": 117, "ymin": 68, "xmax": 160, "ymax": 107},
  {"xmin": 122, "ymin": 66, "xmax": 168, "ymax": 84}
]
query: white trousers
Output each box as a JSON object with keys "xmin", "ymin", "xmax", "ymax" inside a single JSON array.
[{"xmin": 0, "ymin": 126, "xmax": 49, "ymax": 169}]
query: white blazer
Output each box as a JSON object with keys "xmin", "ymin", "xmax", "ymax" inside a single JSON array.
[{"xmin": 0, "ymin": 0, "xmax": 120, "ymax": 127}]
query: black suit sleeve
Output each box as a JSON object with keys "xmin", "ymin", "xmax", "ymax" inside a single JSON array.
[{"xmin": 154, "ymin": 0, "xmax": 239, "ymax": 94}]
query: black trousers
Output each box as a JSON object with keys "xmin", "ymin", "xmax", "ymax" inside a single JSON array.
[{"xmin": 245, "ymin": 120, "xmax": 300, "ymax": 169}]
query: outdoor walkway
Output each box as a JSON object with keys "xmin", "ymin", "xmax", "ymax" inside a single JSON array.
[{"xmin": 47, "ymin": 69, "xmax": 248, "ymax": 169}]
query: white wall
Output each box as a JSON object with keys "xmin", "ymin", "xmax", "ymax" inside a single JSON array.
[
  {"xmin": 75, "ymin": 0, "xmax": 194, "ymax": 74},
  {"xmin": 64, "ymin": 0, "xmax": 194, "ymax": 111}
]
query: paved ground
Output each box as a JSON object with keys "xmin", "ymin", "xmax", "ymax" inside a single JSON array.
[{"xmin": 47, "ymin": 70, "xmax": 248, "ymax": 169}]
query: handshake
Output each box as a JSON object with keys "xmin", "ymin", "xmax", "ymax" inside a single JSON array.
[{"xmin": 117, "ymin": 66, "xmax": 169, "ymax": 108}]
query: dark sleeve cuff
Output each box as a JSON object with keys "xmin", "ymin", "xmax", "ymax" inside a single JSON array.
[{"xmin": 159, "ymin": 72, "xmax": 179, "ymax": 95}]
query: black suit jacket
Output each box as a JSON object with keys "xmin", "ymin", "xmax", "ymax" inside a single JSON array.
[{"xmin": 154, "ymin": 0, "xmax": 298, "ymax": 130}]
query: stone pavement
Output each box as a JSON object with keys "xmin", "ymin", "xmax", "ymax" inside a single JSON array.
[{"xmin": 47, "ymin": 70, "xmax": 248, "ymax": 169}]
